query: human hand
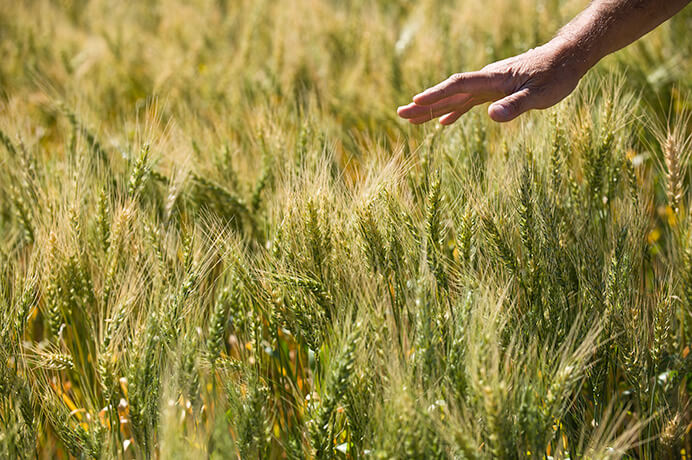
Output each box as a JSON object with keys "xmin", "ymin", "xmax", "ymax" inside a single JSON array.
[{"xmin": 397, "ymin": 38, "xmax": 588, "ymax": 124}]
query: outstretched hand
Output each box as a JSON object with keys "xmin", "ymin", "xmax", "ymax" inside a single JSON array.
[{"xmin": 397, "ymin": 39, "xmax": 587, "ymax": 125}]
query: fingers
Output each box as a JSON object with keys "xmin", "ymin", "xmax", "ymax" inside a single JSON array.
[
  {"xmin": 439, "ymin": 110, "xmax": 464, "ymax": 125},
  {"xmin": 438, "ymin": 98, "xmax": 478, "ymax": 125},
  {"xmin": 397, "ymin": 94, "xmax": 472, "ymax": 119},
  {"xmin": 487, "ymin": 88, "xmax": 534, "ymax": 122},
  {"xmin": 406, "ymin": 98, "xmax": 478, "ymax": 125},
  {"xmin": 397, "ymin": 70, "xmax": 501, "ymax": 125},
  {"xmin": 412, "ymin": 71, "xmax": 495, "ymax": 105}
]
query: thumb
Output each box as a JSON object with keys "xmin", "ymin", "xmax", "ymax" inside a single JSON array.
[{"xmin": 488, "ymin": 88, "xmax": 535, "ymax": 122}]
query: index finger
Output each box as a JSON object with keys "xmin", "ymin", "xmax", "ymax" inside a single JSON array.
[{"xmin": 413, "ymin": 71, "xmax": 495, "ymax": 105}]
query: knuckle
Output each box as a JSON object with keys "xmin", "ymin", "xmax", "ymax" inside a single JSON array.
[
  {"xmin": 449, "ymin": 73, "xmax": 464, "ymax": 84},
  {"xmin": 505, "ymin": 100, "xmax": 519, "ymax": 112},
  {"xmin": 507, "ymin": 65, "xmax": 522, "ymax": 81},
  {"xmin": 507, "ymin": 96, "xmax": 525, "ymax": 112},
  {"xmin": 530, "ymin": 85, "xmax": 546, "ymax": 98}
]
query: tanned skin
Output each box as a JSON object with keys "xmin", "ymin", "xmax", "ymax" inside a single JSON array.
[{"xmin": 397, "ymin": 0, "xmax": 691, "ymax": 125}]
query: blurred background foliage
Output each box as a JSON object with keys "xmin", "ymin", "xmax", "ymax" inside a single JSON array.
[{"xmin": 1, "ymin": 0, "xmax": 691, "ymax": 458}]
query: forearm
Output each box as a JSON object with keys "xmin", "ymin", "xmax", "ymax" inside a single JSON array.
[
  {"xmin": 552, "ymin": 0, "xmax": 690, "ymax": 74},
  {"xmin": 399, "ymin": 0, "xmax": 690, "ymax": 124}
]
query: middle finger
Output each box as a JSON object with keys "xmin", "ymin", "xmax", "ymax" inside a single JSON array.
[{"xmin": 397, "ymin": 93, "xmax": 473, "ymax": 119}]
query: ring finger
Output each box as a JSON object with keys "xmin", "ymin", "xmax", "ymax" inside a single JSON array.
[{"xmin": 408, "ymin": 98, "xmax": 479, "ymax": 124}]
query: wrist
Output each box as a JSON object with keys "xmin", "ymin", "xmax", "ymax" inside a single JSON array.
[{"xmin": 547, "ymin": 33, "xmax": 600, "ymax": 79}]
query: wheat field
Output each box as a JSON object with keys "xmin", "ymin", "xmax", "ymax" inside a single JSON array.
[{"xmin": 1, "ymin": 0, "xmax": 692, "ymax": 458}]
